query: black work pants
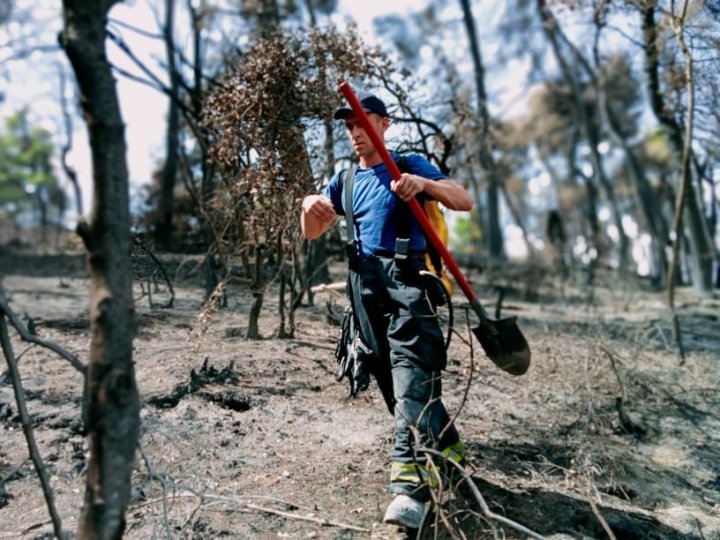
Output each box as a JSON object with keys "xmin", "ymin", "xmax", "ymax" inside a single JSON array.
[{"xmin": 348, "ymin": 255, "xmax": 464, "ymax": 502}]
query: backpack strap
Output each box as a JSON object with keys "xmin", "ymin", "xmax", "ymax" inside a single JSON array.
[
  {"xmin": 394, "ymin": 154, "xmax": 443, "ymax": 277},
  {"xmin": 341, "ymin": 165, "xmax": 358, "ymax": 258},
  {"xmin": 394, "ymin": 155, "xmax": 412, "ymax": 260}
]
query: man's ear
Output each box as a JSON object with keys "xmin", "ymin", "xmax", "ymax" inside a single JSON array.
[{"xmin": 381, "ymin": 117, "xmax": 390, "ymax": 131}]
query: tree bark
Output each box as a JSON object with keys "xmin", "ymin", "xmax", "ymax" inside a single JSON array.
[
  {"xmin": 156, "ymin": 0, "xmax": 181, "ymax": 250},
  {"xmin": 538, "ymin": 0, "xmax": 629, "ymax": 273},
  {"xmin": 59, "ymin": 2, "xmax": 140, "ymax": 538},
  {"xmin": 459, "ymin": 0, "xmax": 504, "ymax": 261},
  {"xmin": 641, "ymin": 1, "xmax": 716, "ymax": 296}
]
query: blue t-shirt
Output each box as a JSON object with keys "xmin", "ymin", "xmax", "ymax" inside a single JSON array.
[{"xmin": 323, "ymin": 153, "xmax": 447, "ymax": 257}]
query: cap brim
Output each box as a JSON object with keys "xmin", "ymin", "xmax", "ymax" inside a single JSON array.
[
  {"xmin": 334, "ymin": 107, "xmax": 382, "ymax": 120},
  {"xmin": 333, "ymin": 107, "xmax": 352, "ymax": 120}
]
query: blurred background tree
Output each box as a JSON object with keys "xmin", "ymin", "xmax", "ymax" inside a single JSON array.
[{"xmin": 0, "ymin": 110, "xmax": 65, "ymax": 245}]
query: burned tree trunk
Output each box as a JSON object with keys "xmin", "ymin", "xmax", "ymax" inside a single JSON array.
[
  {"xmin": 459, "ymin": 0, "xmax": 505, "ymax": 261},
  {"xmin": 59, "ymin": 2, "xmax": 140, "ymax": 538},
  {"xmin": 641, "ymin": 2, "xmax": 716, "ymax": 296},
  {"xmin": 156, "ymin": 0, "xmax": 180, "ymax": 251}
]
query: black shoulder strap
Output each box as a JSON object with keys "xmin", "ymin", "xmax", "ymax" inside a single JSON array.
[
  {"xmin": 341, "ymin": 166, "xmax": 357, "ymax": 256},
  {"xmin": 394, "ymin": 156, "xmax": 412, "ymax": 258},
  {"xmin": 394, "ymin": 154, "xmax": 443, "ymax": 275}
]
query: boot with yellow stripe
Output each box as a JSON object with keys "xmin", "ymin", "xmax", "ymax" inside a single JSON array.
[{"xmin": 384, "ymin": 440, "xmax": 467, "ymax": 529}]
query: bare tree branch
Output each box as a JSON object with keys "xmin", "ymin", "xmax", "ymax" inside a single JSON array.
[
  {"xmin": 0, "ymin": 293, "xmax": 85, "ymax": 374},
  {"xmin": 0, "ymin": 315, "xmax": 66, "ymax": 539}
]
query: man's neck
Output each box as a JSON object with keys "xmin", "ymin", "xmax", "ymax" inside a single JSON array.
[{"xmin": 359, "ymin": 151, "xmax": 383, "ymax": 169}]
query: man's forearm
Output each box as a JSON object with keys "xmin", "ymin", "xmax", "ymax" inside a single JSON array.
[{"xmin": 423, "ymin": 179, "xmax": 473, "ymax": 211}]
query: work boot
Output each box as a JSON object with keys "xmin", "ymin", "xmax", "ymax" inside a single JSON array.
[{"xmin": 383, "ymin": 494, "xmax": 426, "ymax": 529}]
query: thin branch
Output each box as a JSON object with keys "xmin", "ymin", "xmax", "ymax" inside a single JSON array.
[
  {"xmin": 421, "ymin": 451, "xmax": 460, "ymax": 537},
  {"xmin": 0, "ymin": 458, "xmax": 29, "ymax": 485},
  {"xmin": 0, "ymin": 44, "xmax": 62, "ymax": 65},
  {"xmin": 107, "ymin": 17, "xmax": 164, "ymax": 40},
  {"xmin": 0, "ymin": 315, "xmax": 66, "ymax": 539},
  {"xmin": 0, "ymin": 294, "xmax": 85, "ymax": 374},
  {"xmin": 438, "ymin": 314, "xmax": 476, "ymax": 443},
  {"xmin": 144, "ymin": 492, "xmax": 372, "ymax": 533},
  {"xmin": 588, "ymin": 489, "xmax": 616, "ymax": 540},
  {"xmin": 207, "ymin": 495, "xmax": 371, "ymax": 532},
  {"xmin": 137, "ymin": 442, "xmax": 172, "ymax": 539},
  {"xmin": 667, "ymin": 0, "xmax": 698, "ymax": 331},
  {"xmin": 417, "ymin": 447, "xmax": 545, "ymax": 540},
  {"xmin": 601, "ymin": 345, "xmax": 626, "ymax": 402}
]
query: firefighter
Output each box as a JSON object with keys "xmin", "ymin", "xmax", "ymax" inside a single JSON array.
[{"xmin": 301, "ymin": 93, "xmax": 473, "ymax": 530}]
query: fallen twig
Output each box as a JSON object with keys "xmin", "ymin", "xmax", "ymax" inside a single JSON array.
[
  {"xmin": 137, "ymin": 442, "xmax": 173, "ymax": 539},
  {"xmin": 416, "ymin": 447, "xmax": 545, "ymax": 540},
  {"xmin": 588, "ymin": 483, "xmax": 616, "ymax": 540},
  {"xmin": 129, "ymin": 490, "xmax": 371, "ymax": 534},
  {"xmin": 603, "ymin": 346, "xmax": 647, "ymax": 436},
  {"xmin": 202, "ymin": 494, "xmax": 371, "ymax": 533},
  {"xmin": 0, "ymin": 458, "xmax": 29, "ymax": 485},
  {"xmin": 422, "ymin": 453, "xmax": 458, "ymax": 537}
]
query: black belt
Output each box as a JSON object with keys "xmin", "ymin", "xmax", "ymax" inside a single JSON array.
[{"xmin": 374, "ymin": 250, "xmax": 426, "ymax": 260}]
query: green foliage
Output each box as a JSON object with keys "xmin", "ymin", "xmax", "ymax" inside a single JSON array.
[
  {"xmin": 642, "ymin": 129, "xmax": 674, "ymax": 167},
  {"xmin": 452, "ymin": 212, "xmax": 483, "ymax": 255},
  {"xmin": 0, "ymin": 110, "xmax": 58, "ymax": 212}
]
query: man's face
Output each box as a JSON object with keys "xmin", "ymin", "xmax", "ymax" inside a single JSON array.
[{"xmin": 344, "ymin": 112, "xmax": 388, "ymax": 159}]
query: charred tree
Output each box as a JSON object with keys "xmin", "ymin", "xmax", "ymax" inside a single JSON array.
[
  {"xmin": 538, "ymin": 0, "xmax": 630, "ymax": 274},
  {"xmin": 641, "ymin": 1, "xmax": 716, "ymax": 296},
  {"xmin": 459, "ymin": 0, "xmax": 505, "ymax": 261},
  {"xmin": 59, "ymin": 1, "xmax": 140, "ymax": 538},
  {"xmin": 156, "ymin": 0, "xmax": 181, "ymax": 251}
]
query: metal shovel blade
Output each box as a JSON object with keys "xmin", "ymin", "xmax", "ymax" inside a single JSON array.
[{"xmin": 472, "ymin": 317, "xmax": 531, "ymax": 376}]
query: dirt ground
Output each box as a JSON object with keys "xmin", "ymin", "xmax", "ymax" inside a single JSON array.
[{"xmin": 0, "ymin": 247, "xmax": 719, "ymax": 539}]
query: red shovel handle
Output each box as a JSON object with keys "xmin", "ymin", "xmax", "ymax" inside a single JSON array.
[{"xmin": 339, "ymin": 82, "xmax": 479, "ymax": 304}]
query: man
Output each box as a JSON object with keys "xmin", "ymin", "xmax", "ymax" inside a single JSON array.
[{"xmin": 301, "ymin": 93, "xmax": 473, "ymax": 530}]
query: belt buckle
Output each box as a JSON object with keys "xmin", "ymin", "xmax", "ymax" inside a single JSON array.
[{"xmin": 394, "ymin": 238, "xmax": 409, "ymax": 261}]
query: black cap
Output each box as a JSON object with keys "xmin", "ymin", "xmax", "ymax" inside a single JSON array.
[{"xmin": 333, "ymin": 93, "xmax": 388, "ymax": 120}]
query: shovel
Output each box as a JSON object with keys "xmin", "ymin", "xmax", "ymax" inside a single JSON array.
[{"xmin": 339, "ymin": 82, "xmax": 531, "ymax": 375}]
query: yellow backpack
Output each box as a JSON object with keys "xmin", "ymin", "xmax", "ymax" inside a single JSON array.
[{"xmin": 422, "ymin": 199, "xmax": 454, "ymax": 297}]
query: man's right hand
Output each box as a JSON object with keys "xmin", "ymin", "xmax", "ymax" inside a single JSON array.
[{"xmin": 301, "ymin": 194, "xmax": 336, "ymax": 240}]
